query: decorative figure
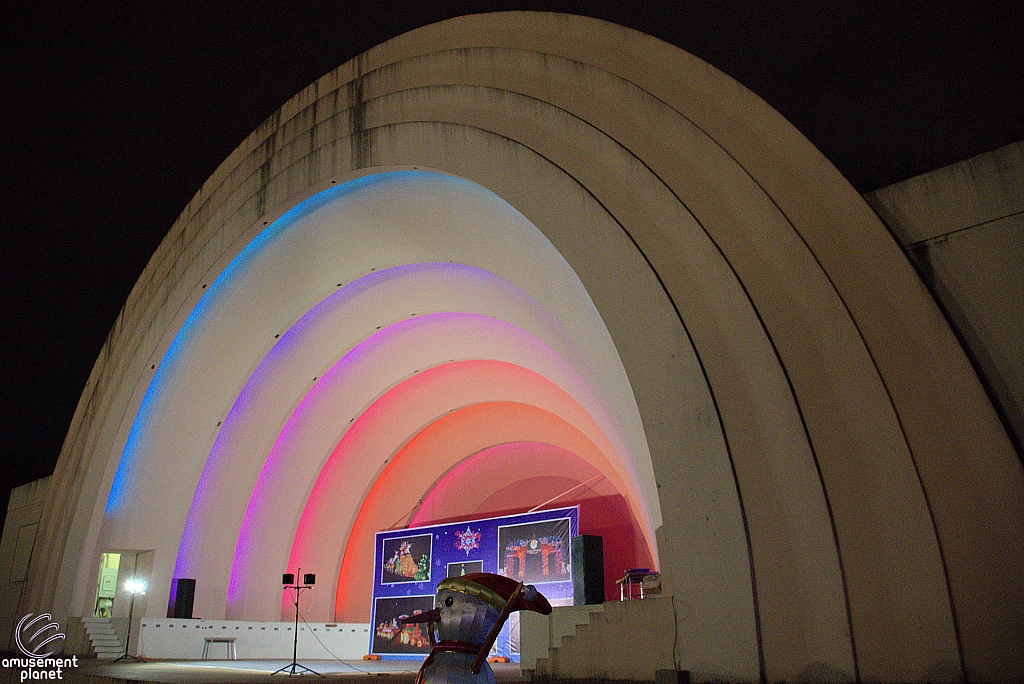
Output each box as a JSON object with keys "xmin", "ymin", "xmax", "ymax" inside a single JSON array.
[{"xmin": 401, "ymin": 572, "xmax": 552, "ymax": 684}]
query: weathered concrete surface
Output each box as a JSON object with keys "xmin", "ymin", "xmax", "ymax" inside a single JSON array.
[
  {"xmin": 0, "ymin": 477, "xmax": 50, "ymax": 649},
  {"xmin": 867, "ymin": 140, "xmax": 1024, "ymax": 459}
]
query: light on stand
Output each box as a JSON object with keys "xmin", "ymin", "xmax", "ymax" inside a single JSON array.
[
  {"xmin": 273, "ymin": 569, "xmax": 322, "ymax": 677},
  {"xmin": 113, "ymin": 579, "xmax": 146, "ymax": 662}
]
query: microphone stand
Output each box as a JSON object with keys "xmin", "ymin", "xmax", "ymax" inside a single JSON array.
[{"xmin": 273, "ymin": 569, "xmax": 322, "ymax": 676}]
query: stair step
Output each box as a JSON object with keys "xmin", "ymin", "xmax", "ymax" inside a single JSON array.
[{"xmin": 80, "ymin": 617, "xmax": 125, "ymax": 659}]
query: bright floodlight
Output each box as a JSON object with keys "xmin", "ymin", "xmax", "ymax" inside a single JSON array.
[{"xmin": 125, "ymin": 579, "xmax": 146, "ymax": 594}]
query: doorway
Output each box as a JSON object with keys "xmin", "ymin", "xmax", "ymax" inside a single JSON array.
[{"xmin": 93, "ymin": 551, "xmax": 153, "ymax": 618}]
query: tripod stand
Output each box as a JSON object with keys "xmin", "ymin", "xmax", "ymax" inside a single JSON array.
[
  {"xmin": 273, "ymin": 570, "xmax": 322, "ymax": 676},
  {"xmin": 113, "ymin": 581, "xmax": 145, "ymax": 662}
]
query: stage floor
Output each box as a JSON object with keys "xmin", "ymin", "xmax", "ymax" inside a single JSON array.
[{"xmin": 17, "ymin": 658, "xmax": 524, "ymax": 684}]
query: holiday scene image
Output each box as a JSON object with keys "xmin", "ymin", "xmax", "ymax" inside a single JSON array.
[
  {"xmin": 447, "ymin": 560, "xmax": 483, "ymax": 578},
  {"xmin": 497, "ymin": 518, "xmax": 571, "ymax": 584},
  {"xmin": 371, "ymin": 596, "xmax": 436, "ymax": 654},
  {"xmin": 380, "ymin": 534, "xmax": 432, "ymax": 584}
]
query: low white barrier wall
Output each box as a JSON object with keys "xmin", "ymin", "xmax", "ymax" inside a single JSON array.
[{"xmin": 137, "ymin": 618, "xmax": 371, "ymax": 660}]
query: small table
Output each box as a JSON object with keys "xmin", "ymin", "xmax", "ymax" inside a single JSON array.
[
  {"xmin": 617, "ymin": 568, "xmax": 653, "ymax": 600},
  {"xmin": 202, "ymin": 636, "xmax": 237, "ymax": 660}
]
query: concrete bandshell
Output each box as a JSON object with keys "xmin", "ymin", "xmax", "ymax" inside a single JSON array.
[{"xmin": 24, "ymin": 12, "xmax": 1023, "ymax": 683}]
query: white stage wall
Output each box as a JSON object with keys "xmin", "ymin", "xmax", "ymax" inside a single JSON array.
[{"xmin": 137, "ymin": 618, "xmax": 371, "ymax": 661}]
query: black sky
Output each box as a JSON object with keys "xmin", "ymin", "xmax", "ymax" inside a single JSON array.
[{"xmin": 1, "ymin": 1, "xmax": 1022, "ymax": 519}]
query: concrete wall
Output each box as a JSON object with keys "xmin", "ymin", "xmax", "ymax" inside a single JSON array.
[
  {"xmin": 0, "ymin": 477, "xmax": 50, "ymax": 649},
  {"xmin": 866, "ymin": 140, "xmax": 1024, "ymax": 456},
  {"xmin": 524, "ymin": 599, "xmax": 676, "ymax": 681},
  {"xmin": 520, "ymin": 604, "xmax": 605, "ymax": 672}
]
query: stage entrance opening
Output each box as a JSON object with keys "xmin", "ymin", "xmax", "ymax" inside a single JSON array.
[
  {"xmin": 94, "ymin": 553, "xmax": 119, "ymax": 617},
  {"xmin": 93, "ymin": 551, "xmax": 153, "ymax": 618}
]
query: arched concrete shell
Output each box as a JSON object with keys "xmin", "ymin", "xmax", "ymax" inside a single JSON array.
[
  {"xmin": 25, "ymin": 12, "xmax": 1024, "ymax": 683},
  {"xmin": 330, "ymin": 399, "xmax": 634, "ymax": 622},
  {"xmin": 409, "ymin": 441, "xmax": 614, "ymax": 528}
]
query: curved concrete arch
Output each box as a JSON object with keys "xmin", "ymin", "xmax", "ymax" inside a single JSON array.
[
  {"xmin": 89, "ymin": 171, "xmax": 664, "ymax": 620},
  {"xmin": 25, "ymin": 12, "xmax": 1021, "ymax": 684},
  {"xmin": 409, "ymin": 441, "xmax": 655, "ymax": 601},
  {"xmin": 331, "ymin": 401, "xmax": 638, "ymax": 622},
  {"xmin": 342, "ymin": 79, "xmax": 870, "ymax": 676},
  {"xmin": 410, "ymin": 441, "xmax": 608, "ymax": 527},
  {"xmin": 288, "ymin": 118, "xmax": 822, "ymax": 676},
  {"xmin": 101, "ymin": 171, "xmax": 651, "ymax": 527},
  {"xmin": 230, "ymin": 325, "xmax": 653, "ymax": 620},
  {"xmin": 342, "ymin": 16, "xmax": 1021, "ymax": 678},
  {"xmin": 341, "ymin": 78, "xmax": 954, "ymax": 676},
  {"xmin": 173, "ymin": 261, "xmax": 647, "ymax": 619}
]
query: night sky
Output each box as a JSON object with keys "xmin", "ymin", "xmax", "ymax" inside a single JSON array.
[{"xmin": 2, "ymin": 2, "xmax": 1022, "ymax": 521}]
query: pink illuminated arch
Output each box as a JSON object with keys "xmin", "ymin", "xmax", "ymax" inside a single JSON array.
[
  {"xmin": 260, "ymin": 359, "xmax": 652, "ymax": 621},
  {"xmin": 329, "ymin": 400, "xmax": 635, "ymax": 621},
  {"xmin": 224, "ymin": 320, "xmax": 656, "ymax": 620},
  {"xmin": 411, "ymin": 441, "xmax": 654, "ymax": 600}
]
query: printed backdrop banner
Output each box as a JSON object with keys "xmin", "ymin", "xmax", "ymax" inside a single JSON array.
[{"xmin": 370, "ymin": 507, "xmax": 579, "ymax": 658}]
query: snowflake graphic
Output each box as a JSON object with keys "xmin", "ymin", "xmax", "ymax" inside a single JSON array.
[{"xmin": 454, "ymin": 526, "xmax": 481, "ymax": 556}]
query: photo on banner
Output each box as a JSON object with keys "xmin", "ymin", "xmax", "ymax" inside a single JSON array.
[
  {"xmin": 497, "ymin": 518, "xmax": 571, "ymax": 584},
  {"xmin": 447, "ymin": 560, "xmax": 483, "ymax": 578},
  {"xmin": 380, "ymin": 534, "xmax": 432, "ymax": 584},
  {"xmin": 372, "ymin": 595, "xmax": 436, "ymax": 654}
]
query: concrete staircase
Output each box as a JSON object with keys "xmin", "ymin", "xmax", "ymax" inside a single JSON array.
[
  {"xmin": 81, "ymin": 617, "xmax": 123, "ymax": 660},
  {"xmin": 530, "ymin": 598, "xmax": 676, "ymax": 681}
]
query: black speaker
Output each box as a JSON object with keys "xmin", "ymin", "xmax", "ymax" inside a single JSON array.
[
  {"xmin": 173, "ymin": 578, "xmax": 196, "ymax": 619},
  {"xmin": 303, "ymin": 573, "xmax": 316, "ymax": 586},
  {"xmin": 282, "ymin": 573, "xmax": 295, "ymax": 585},
  {"xmin": 571, "ymin": 535, "xmax": 604, "ymax": 605}
]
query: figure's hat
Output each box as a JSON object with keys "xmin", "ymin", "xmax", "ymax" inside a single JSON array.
[{"xmin": 436, "ymin": 572, "xmax": 552, "ymax": 615}]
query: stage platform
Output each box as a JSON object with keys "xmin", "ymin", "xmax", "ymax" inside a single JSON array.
[{"xmin": 0, "ymin": 658, "xmax": 525, "ymax": 684}]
